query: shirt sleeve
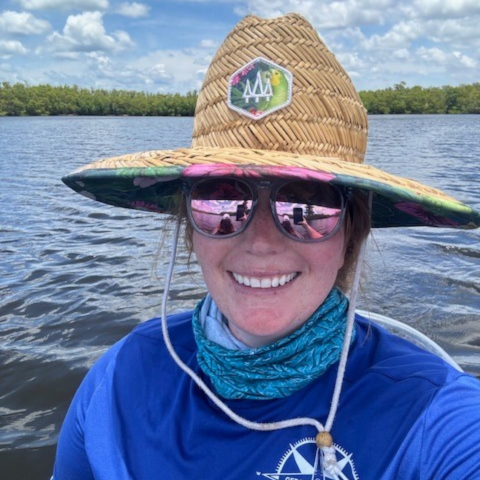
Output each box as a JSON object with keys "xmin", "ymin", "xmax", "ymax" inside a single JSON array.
[
  {"xmin": 52, "ymin": 338, "xmax": 126, "ymax": 480},
  {"xmin": 420, "ymin": 374, "xmax": 480, "ymax": 479}
]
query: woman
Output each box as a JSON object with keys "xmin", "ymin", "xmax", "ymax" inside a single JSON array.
[
  {"xmin": 212, "ymin": 213, "xmax": 236, "ymax": 236},
  {"xmin": 55, "ymin": 14, "xmax": 480, "ymax": 480}
]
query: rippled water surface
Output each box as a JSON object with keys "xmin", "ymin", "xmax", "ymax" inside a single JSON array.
[{"xmin": 1, "ymin": 115, "xmax": 479, "ymax": 479}]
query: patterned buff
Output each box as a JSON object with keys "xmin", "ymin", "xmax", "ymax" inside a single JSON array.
[{"xmin": 192, "ymin": 288, "xmax": 352, "ymax": 400}]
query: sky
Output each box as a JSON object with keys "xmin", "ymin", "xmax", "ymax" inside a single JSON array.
[{"xmin": 0, "ymin": 0, "xmax": 479, "ymax": 94}]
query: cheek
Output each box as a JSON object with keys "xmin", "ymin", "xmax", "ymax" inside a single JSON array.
[
  {"xmin": 336, "ymin": 238, "xmax": 346, "ymax": 270},
  {"xmin": 309, "ymin": 234, "xmax": 346, "ymax": 282},
  {"xmin": 322, "ymin": 231, "xmax": 346, "ymax": 267},
  {"xmin": 192, "ymin": 232, "xmax": 229, "ymax": 279},
  {"xmin": 192, "ymin": 232, "xmax": 212, "ymax": 270},
  {"xmin": 191, "ymin": 231, "xmax": 203, "ymax": 258}
]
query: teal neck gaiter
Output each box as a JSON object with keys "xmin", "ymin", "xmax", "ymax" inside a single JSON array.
[{"xmin": 192, "ymin": 287, "xmax": 352, "ymax": 400}]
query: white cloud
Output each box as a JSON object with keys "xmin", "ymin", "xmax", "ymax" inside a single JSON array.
[
  {"xmin": 113, "ymin": 30, "xmax": 134, "ymax": 46},
  {"xmin": 130, "ymin": 48, "xmax": 214, "ymax": 92},
  {"xmin": 412, "ymin": 0, "xmax": 480, "ymax": 18},
  {"xmin": 0, "ymin": 11, "xmax": 51, "ymax": 35},
  {"xmin": 16, "ymin": 0, "xmax": 108, "ymax": 10},
  {"xmin": 240, "ymin": 0, "xmax": 480, "ymax": 28},
  {"xmin": 417, "ymin": 46, "xmax": 477, "ymax": 69},
  {"xmin": 393, "ymin": 48, "xmax": 410, "ymax": 60},
  {"xmin": 426, "ymin": 18, "xmax": 480, "ymax": 47},
  {"xmin": 453, "ymin": 52, "xmax": 477, "ymax": 69},
  {"xmin": 199, "ymin": 39, "xmax": 217, "ymax": 48},
  {"xmin": 114, "ymin": 2, "xmax": 149, "ymax": 18},
  {"xmin": 0, "ymin": 40, "xmax": 28, "ymax": 58},
  {"xmin": 53, "ymin": 51, "xmax": 81, "ymax": 59},
  {"xmin": 417, "ymin": 46, "xmax": 447, "ymax": 63},
  {"xmin": 336, "ymin": 51, "xmax": 367, "ymax": 71},
  {"xmin": 45, "ymin": 11, "xmax": 133, "ymax": 53},
  {"xmin": 0, "ymin": 62, "xmax": 26, "ymax": 84},
  {"xmin": 82, "ymin": 51, "xmax": 173, "ymax": 89},
  {"xmin": 0, "ymin": 62, "xmax": 15, "ymax": 72},
  {"xmin": 240, "ymin": 0, "xmax": 397, "ymax": 29},
  {"xmin": 360, "ymin": 21, "xmax": 422, "ymax": 51},
  {"xmin": 5, "ymin": 0, "xmax": 480, "ymax": 93}
]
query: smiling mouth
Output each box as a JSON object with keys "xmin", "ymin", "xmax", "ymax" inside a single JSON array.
[{"xmin": 231, "ymin": 272, "xmax": 299, "ymax": 289}]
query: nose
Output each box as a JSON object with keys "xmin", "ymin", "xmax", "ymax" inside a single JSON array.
[{"xmin": 242, "ymin": 190, "xmax": 287, "ymax": 255}]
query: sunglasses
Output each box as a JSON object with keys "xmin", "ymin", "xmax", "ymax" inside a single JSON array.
[{"xmin": 184, "ymin": 178, "xmax": 350, "ymax": 243}]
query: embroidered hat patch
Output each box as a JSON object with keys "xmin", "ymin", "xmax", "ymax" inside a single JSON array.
[{"xmin": 227, "ymin": 57, "xmax": 293, "ymax": 120}]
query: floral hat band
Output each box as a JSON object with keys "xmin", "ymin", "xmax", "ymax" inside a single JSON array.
[{"xmin": 62, "ymin": 14, "xmax": 480, "ymax": 230}]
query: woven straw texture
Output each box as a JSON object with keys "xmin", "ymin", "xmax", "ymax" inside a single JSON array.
[
  {"xmin": 192, "ymin": 14, "xmax": 368, "ymax": 163},
  {"xmin": 63, "ymin": 13, "xmax": 480, "ymax": 229}
]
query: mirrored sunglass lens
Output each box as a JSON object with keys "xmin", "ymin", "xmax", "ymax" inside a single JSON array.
[
  {"xmin": 190, "ymin": 179, "xmax": 253, "ymax": 236},
  {"xmin": 275, "ymin": 182, "xmax": 343, "ymax": 240}
]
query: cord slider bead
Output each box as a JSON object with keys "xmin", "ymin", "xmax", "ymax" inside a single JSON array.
[{"xmin": 316, "ymin": 431, "xmax": 333, "ymax": 448}]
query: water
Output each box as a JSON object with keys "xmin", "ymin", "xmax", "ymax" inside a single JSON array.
[{"xmin": 1, "ymin": 115, "xmax": 479, "ymax": 479}]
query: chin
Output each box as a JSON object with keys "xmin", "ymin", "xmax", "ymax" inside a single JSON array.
[{"xmin": 229, "ymin": 314, "xmax": 299, "ymax": 347}]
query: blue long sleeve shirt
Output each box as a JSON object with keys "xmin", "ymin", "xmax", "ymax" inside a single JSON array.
[{"xmin": 53, "ymin": 313, "xmax": 480, "ymax": 479}]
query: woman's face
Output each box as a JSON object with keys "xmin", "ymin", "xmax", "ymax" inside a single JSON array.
[{"xmin": 193, "ymin": 190, "xmax": 346, "ymax": 348}]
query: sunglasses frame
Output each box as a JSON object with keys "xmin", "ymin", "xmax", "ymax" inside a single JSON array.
[{"xmin": 183, "ymin": 177, "xmax": 352, "ymax": 243}]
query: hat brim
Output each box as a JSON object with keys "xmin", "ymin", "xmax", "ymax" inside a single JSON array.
[{"xmin": 62, "ymin": 147, "xmax": 480, "ymax": 229}]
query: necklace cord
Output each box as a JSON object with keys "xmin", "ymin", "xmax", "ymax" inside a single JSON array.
[
  {"xmin": 160, "ymin": 195, "xmax": 371, "ymax": 473},
  {"xmin": 325, "ymin": 190, "xmax": 372, "ymax": 430},
  {"xmin": 161, "ymin": 216, "xmax": 324, "ymax": 432}
]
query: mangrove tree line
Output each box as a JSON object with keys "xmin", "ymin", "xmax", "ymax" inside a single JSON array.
[
  {"xmin": 0, "ymin": 82, "xmax": 197, "ymax": 116},
  {"xmin": 359, "ymin": 81, "xmax": 480, "ymax": 114},
  {"xmin": 1, "ymin": 81, "xmax": 479, "ymax": 116}
]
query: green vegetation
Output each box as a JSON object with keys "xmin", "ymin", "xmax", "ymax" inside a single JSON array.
[
  {"xmin": 1, "ymin": 81, "xmax": 479, "ymax": 116},
  {"xmin": 0, "ymin": 82, "xmax": 197, "ymax": 116},
  {"xmin": 359, "ymin": 81, "xmax": 480, "ymax": 114}
]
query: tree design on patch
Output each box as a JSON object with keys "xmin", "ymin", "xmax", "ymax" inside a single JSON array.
[{"xmin": 227, "ymin": 57, "xmax": 293, "ymax": 120}]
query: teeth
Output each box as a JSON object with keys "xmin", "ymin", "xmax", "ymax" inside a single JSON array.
[
  {"xmin": 260, "ymin": 278, "xmax": 271, "ymax": 288},
  {"xmin": 232, "ymin": 272, "xmax": 297, "ymax": 289}
]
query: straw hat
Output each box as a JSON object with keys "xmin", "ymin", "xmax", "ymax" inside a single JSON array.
[{"xmin": 62, "ymin": 14, "xmax": 479, "ymax": 229}]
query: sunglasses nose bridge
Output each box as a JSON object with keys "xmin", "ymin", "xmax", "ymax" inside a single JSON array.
[
  {"xmin": 246, "ymin": 190, "xmax": 278, "ymax": 230},
  {"xmin": 257, "ymin": 180, "xmax": 272, "ymax": 191}
]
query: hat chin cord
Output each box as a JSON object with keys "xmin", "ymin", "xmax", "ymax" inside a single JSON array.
[{"xmin": 161, "ymin": 212, "xmax": 368, "ymax": 478}]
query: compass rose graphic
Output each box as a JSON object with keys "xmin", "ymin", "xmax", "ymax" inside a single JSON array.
[{"xmin": 256, "ymin": 437, "xmax": 358, "ymax": 480}]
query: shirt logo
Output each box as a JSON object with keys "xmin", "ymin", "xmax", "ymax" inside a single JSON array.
[
  {"xmin": 256, "ymin": 436, "xmax": 359, "ymax": 480},
  {"xmin": 227, "ymin": 57, "xmax": 293, "ymax": 120}
]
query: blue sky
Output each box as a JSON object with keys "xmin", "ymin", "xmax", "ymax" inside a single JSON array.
[{"xmin": 1, "ymin": 0, "xmax": 479, "ymax": 93}]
